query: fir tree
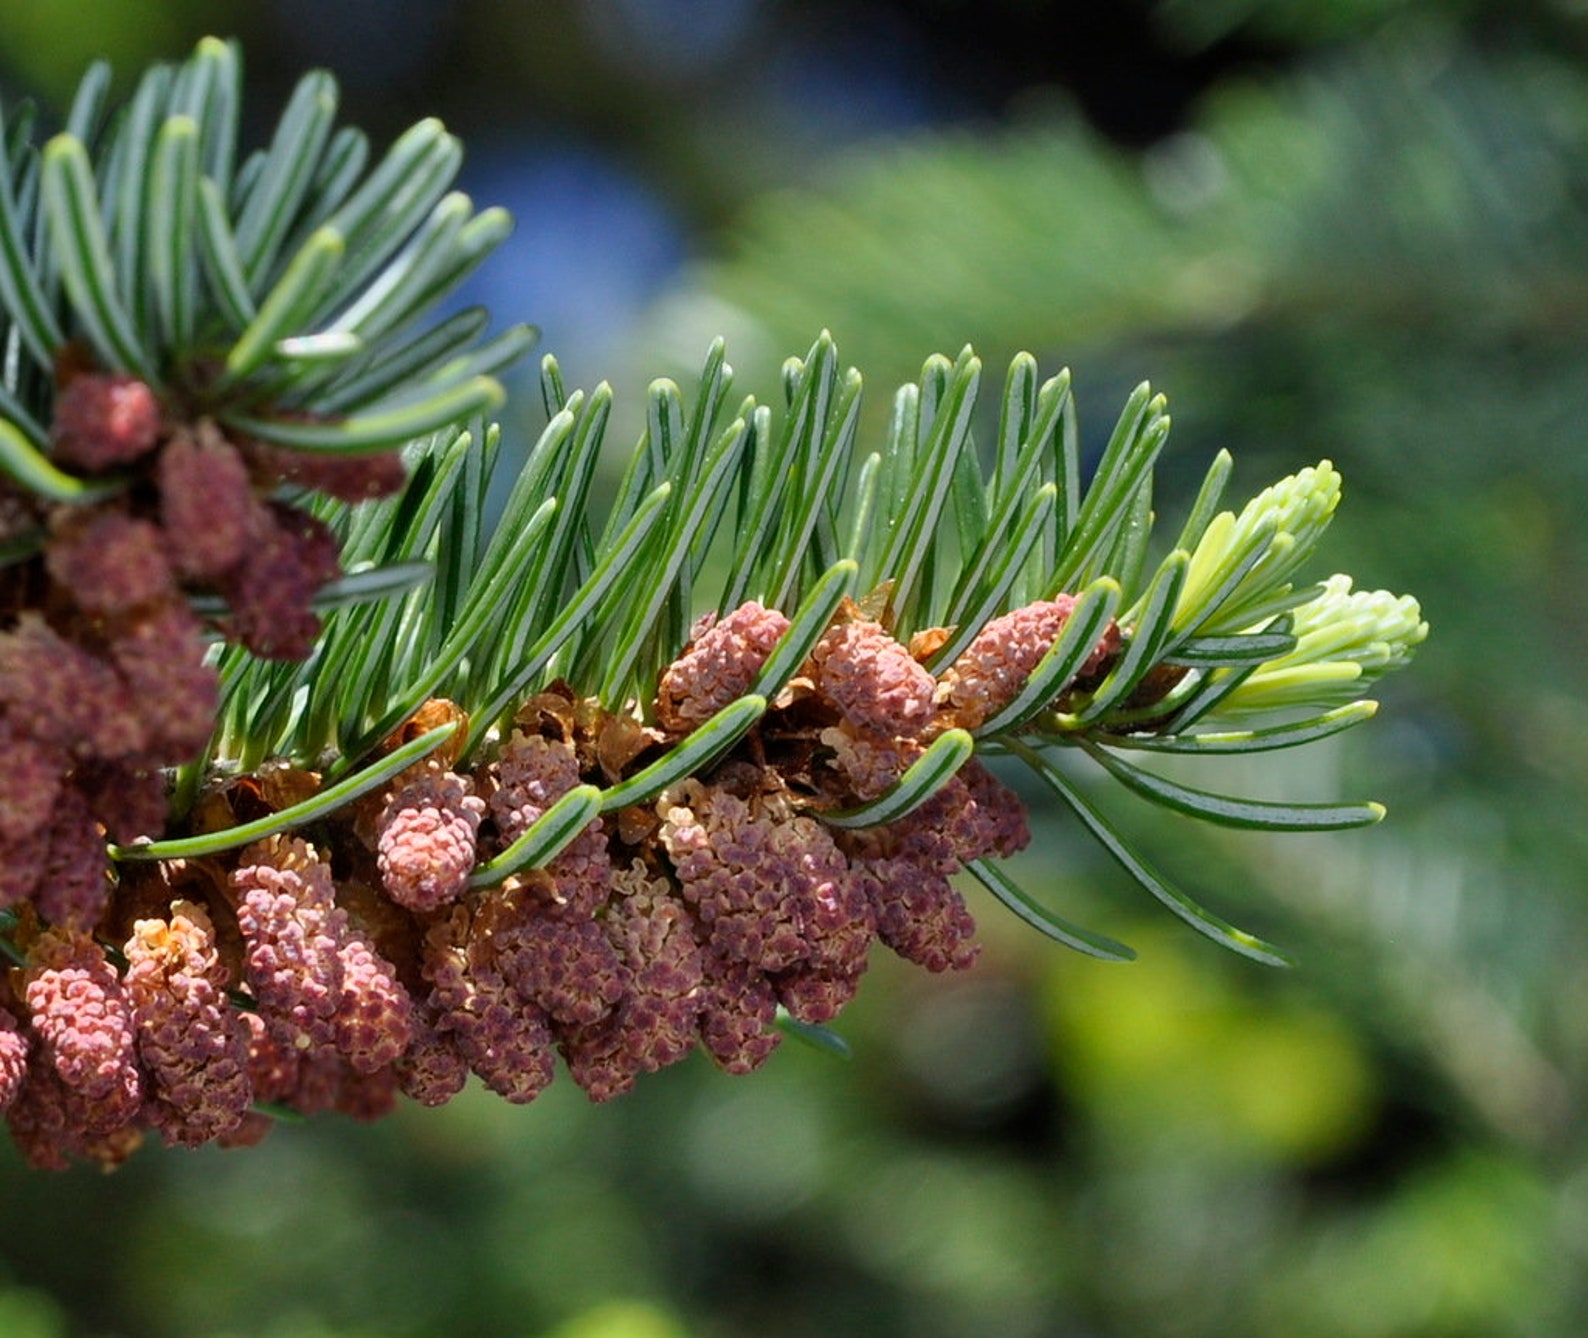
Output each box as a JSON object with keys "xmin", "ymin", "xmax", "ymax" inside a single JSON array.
[{"xmin": 0, "ymin": 39, "xmax": 1422, "ymax": 1168}]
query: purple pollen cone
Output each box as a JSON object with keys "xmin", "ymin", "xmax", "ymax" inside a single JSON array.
[{"xmin": 656, "ymin": 601, "xmax": 789, "ymax": 731}]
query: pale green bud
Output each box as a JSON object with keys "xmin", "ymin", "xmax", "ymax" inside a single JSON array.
[
  {"xmin": 1175, "ymin": 460, "xmax": 1342, "ymax": 635},
  {"xmin": 1216, "ymin": 574, "xmax": 1428, "ymax": 716}
]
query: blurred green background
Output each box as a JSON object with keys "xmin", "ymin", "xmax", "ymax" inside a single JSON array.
[{"xmin": 3, "ymin": 2, "xmax": 1586, "ymax": 1335}]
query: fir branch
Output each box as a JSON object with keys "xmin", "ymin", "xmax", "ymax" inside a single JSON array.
[{"xmin": 0, "ymin": 36, "xmax": 1431, "ymax": 1169}]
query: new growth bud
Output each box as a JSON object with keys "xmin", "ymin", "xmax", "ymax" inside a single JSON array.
[
  {"xmin": 1218, "ymin": 574, "xmax": 1429, "ymax": 717},
  {"xmin": 1176, "ymin": 459, "xmax": 1342, "ymax": 633}
]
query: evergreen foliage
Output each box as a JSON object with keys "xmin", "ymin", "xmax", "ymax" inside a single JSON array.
[{"xmin": 0, "ymin": 38, "xmax": 1422, "ymax": 1168}]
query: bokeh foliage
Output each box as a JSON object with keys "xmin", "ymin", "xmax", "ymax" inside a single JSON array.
[{"xmin": 651, "ymin": 17, "xmax": 1588, "ymax": 1337}]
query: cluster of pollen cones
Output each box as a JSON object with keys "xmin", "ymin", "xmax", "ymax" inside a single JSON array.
[{"xmin": 0, "ymin": 372, "xmax": 1124, "ymax": 1169}]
